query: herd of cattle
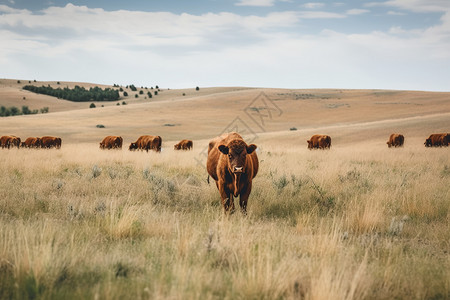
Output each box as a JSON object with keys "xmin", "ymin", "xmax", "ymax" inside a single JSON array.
[
  {"xmin": 1, "ymin": 133, "xmax": 449, "ymax": 151},
  {"xmin": 0, "ymin": 132, "xmax": 448, "ymax": 214},
  {"xmin": 0, "ymin": 135, "xmax": 62, "ymax": 149}
]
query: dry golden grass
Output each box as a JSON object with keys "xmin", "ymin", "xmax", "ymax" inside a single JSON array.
[
  {"xmin": 0, "ymin": 141, "xmax": 449, "ymax": 299},
  {"xmin": 1, "ymin": 80, "xmax": 449, "ymax": 298}
]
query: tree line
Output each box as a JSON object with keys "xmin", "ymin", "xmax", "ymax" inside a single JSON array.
[
  {"xmin": 0, "ymin": 105, "xmax": 49, "ymax": 117},
  {"xmin": 23, "ymin": 85, "xmax": 120, "ymax": 102}
]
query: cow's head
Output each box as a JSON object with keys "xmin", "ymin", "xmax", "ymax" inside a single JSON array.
[
  {"xmin": 307, "ymin": 140, "xmax": 312, "ymax": 149},
  {"xmin": 424, "ymin": 138, "xmax": 431, "ymax": 147},
  {"xmin": 174, "ymin": 144, "xmax": 180, "ymax": 150},
  {"xmin": 129, "ymin": 143, "xmax": 138, "ymax": 151},
  {"xmin": 218, "ymin": 139, "xmax": 256, "ymax": 197}
]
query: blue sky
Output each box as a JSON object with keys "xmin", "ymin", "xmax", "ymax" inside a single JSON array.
[{"xmin": 1, "ymin": 0, "xmax": 449, "ymax": 91}]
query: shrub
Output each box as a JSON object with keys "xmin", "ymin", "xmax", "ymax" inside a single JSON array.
[
  {"xmin": 90, "ymin": 103, "xmax": 96, "ymax": 108},
  {"xmin": 196, "ymin": 86, "xmax": 199, "ymax": 91}
]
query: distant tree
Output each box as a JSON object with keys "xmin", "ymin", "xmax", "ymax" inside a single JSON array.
[
  {"xmin": 147, "ymin": 92, "xmax": 152, "ymax": 98},
  {"xmin": 116, "ymin": 103, "xmax": 120, "ymax": 106},
  {"xmin": 155, "ymin": 85, "xmax": 159, "ymax": 89},
  {"xmin": 119, "ymin": 87, "xmax": 123, "ymax": 92},
  {"xmin": 22, "ymin": 106, "xmax": 31, "ymax": 114},
  {"xmin": 154, "ymin": 91, "xmax": 158, "ymax": 96},
  {"xmin": 40, "ymin": 107, "xmax": 49, "ymax": 114},
  {"xmin": 123, "ymin": 91, "xmax": 128, "ymax": 97},
  {"xmin": 17, "ymin": 80, "xmax": 21, "ymax": 84},
  {"xmin": 57, "ymin": 81, "xmax": 60, "ymax": 85},
  {"xmin": 182, "ymin": 93, "xmax": 186, "ymax": 96},
  {"xmin": 135, "ymin": 94, "xmax": 138, "ymax": 98},
  {"xmin": 90, "ymin": 103, "xmax": 96, "ymax": 108},
  {"xmin": 196, "ymin": 86, "xmax": 200, "ymax": 91},
  {"xmin": 129, "ymin": 85, "xmax": 137, "ymax": 91},
  {"xmin": 139, "ymin": 90, "xmax": 144, "ymax": 95},
  {"xmin": 122, "ymin": 101, "xmax": 127, "ymax": 105}
]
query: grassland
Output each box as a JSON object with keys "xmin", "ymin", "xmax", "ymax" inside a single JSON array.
[
  {"xmin": 0, "ymin": 79, "xmax": 449, "ymax": 299},
  {"xmin": 0, "ymin": 141, "xmax": 449, "ymax": 299}
]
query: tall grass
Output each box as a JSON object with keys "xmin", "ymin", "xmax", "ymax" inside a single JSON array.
[{"xmin": 0, "ymin": 143, "xmax": 449, "ymax": 299}]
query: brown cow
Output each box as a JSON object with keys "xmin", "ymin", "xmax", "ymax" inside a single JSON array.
[
  {"xmin": 129, "ymin": 135, "xmax": 162, "ymax": 152},
  {"xmin": 22, "ymin": 137, "xmax": 41, "ymax": 148},
  {"xmin": 0, "ymin": 135, "xmax": 21, "ymax": 149},
  {"xmin": 307, "ymin": 134, "xmax": 331, "ymax": 149},
  {"xmin": 387, "ymin": 134, "xmax": 404, "ymax": 148},
  {"xmin": 174, "ymin": 139, "xmax": 193, "ymax": 150},
  {"xmin": 206, "ymin": 132, "xmax": 259, "ymax": 214},
  {"xmin": 100, "ymin": 136, "xmax": 123, "ymax": 149},
  {"xmin": 425, "ymin": 133, "xmax": 449, "ymax": 147},
  {"xmin": 40, "ymin": 136, "xmax": 62, "ymax": 149}
]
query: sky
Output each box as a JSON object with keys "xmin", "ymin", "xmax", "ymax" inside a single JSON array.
[{"xmin": 0, "ymin": 0, "xmax": 449, "ymax": 91}]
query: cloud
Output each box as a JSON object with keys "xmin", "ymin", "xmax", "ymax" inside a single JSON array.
[
  {"xmin": 346, "ymin": 9, "xmax": 370, "ymax": 15},
  {"xmin": 235, "ymin": 0, "xmax": 275, "ymax": 7},
  {"xmin": 387, "ymin": 10, "xmax": 406, "ymax": 15},
  {"xmin": 298, "ymin": 11, "xmax": 346, "ymax": 19},
  {"xmin": 366, "ymin": 0, "xmax": 450, "ymax": 13},
  {"xmin": 302, "ymin": 3, "xmax": 325, "ymax": 9},
  {"xmin": 0, "ymin": 3, "xmax": 448, "ymax": 91}
]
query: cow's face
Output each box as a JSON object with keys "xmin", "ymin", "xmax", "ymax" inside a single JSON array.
[
  {"xmin": 307, "ymin": 140, "xmax": 312, "ymax": 149},
  {"xmin": 129, "ymin": 143, "xmax": 138, "ymax": 151},
  {"xmin": 424, "ymin": 139, "xmax": 431, "ymax": 147},
  {"xmin": 218, "ymin": 140, "xmax": 256, "ymax": 174}
]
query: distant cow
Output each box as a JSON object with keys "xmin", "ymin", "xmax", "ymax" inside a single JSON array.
[
  {"xmin": 206, "ymin": 132, "xmax": 259, "ymax": 214},
  {"xmin": 22, "ymin": 137, "xmax": 41, "ymax": 148},
  {"xmin": 129, "ymin": 135, "xmax": 162, "ymax": 152},
  {"xmin": 0, "ymin": 135, "xmax": 21, "ymax": 149},
  {"xmin": 99, "ymin": 136, "xmax": 123, "ymax": 149},
  {"xmin": 40, "ymin": 136, "xmax": 62, "ymax": 149},
  {"xmin": 307, "ymin": 134, "xmax": 331, "ymax": 149},
  {"xmin": 174, "ymin": 139, "xmax": 193, "ymax": 150},
  {"xmin": 387, "ymin": 134, "xmax": 404, "ymax": 148},
  {"xmin": 425, "ymin": 133, "xmax": 450, "ymax": 147}
]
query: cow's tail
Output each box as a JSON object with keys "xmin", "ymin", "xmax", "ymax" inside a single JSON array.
[{"xmin": 207, "ymin": 175, "xmax": 210, "ymax": 184}]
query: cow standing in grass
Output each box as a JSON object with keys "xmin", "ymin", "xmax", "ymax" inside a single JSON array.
[
  {"xmin": 307, "ymin": 134, "xmax": 331, "ymax": 149},
  {"xmin": 387, "ymin": 134, "xmax": 405, "ymax": 148},
  {"xmin": 174, "ymin": 139, "xmax": 193, "ymax": 150},
  {"xmin": 22, "ymin": 137, "xmax": 41, "ymax": 148},
  {"xmin": 207, "ymin": 132, "xmax": 259, "ymax": 215},
  {"xmin": 100, "ymin": 136, "xmax": 123, "ymax": 149},
  {"xmin": 129, "ymin": 135, "xmax": 162, "ymax": 152},
  {"xmin": 0, "ymin": 135, "xmax": 21, "ymax": 149},
  {"xmin": 425, "ymin": 133, "xmax": 450, "ymax": 147},
  {"xmin": 40, "ymin": 136, "xmax": 62, "ymax": 149}
]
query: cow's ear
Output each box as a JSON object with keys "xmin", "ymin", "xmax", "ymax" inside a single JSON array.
[
  {"xmin": 218, "ymin": 145, "xmax": 229, "ymax": 154},
  {"xmin": 247, "ymin": 144, "xmax": 257, "ymax": 154}
]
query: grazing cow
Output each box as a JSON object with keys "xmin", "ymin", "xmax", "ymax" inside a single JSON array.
[
  {"xmin": 425, "ymin": 133, "xmax": 449, "ymax": 147},
  {"xmin": 174, "ymin": 139, "xmax": 193, "ymax": 150},
  {"xmin": 0, "ymin": 135, "xmax": 21, "ymax": 149},
  {"xmin": 206, "ymin": 132, "xmax": 259, "ymax": 214},
  {"xmin": 387, "ymin": 134, "xmax": 405, "ymax": 148},
  {"xmin": 307, "ymin": 134, "xmax": 331, "ymax": 149},
  {"xmin": 129, "ymin": 135, "xmax": 162, "ymax": 152},
  {"xmin": 40, "ymin": 136, "xmax": 62, "ymax": 149},
  {"xmin": 100, "ymin": 136, "xmax": 123, "ymax": 149},
  {"xmin": 22, "ymin": 137, "xmax": 41, "ymax": 148}
]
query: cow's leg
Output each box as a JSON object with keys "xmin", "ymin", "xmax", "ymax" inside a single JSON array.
[
  {"xmin": 239, "ymin": 182, "xmax": 252, "ymax": 215},
  {"xmin": 218, "ymin": 182, "xmax": 233, "ymax": 214}
]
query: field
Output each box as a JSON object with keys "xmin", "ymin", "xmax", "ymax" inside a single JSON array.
[{"xmin": 0, "ymin": 79, "xmax": 449, "ymax": 299}]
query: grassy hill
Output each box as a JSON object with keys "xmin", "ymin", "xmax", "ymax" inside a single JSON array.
[{"xmin": 0, "ymin": 79, "xmax": 449, "ymax": 299}]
